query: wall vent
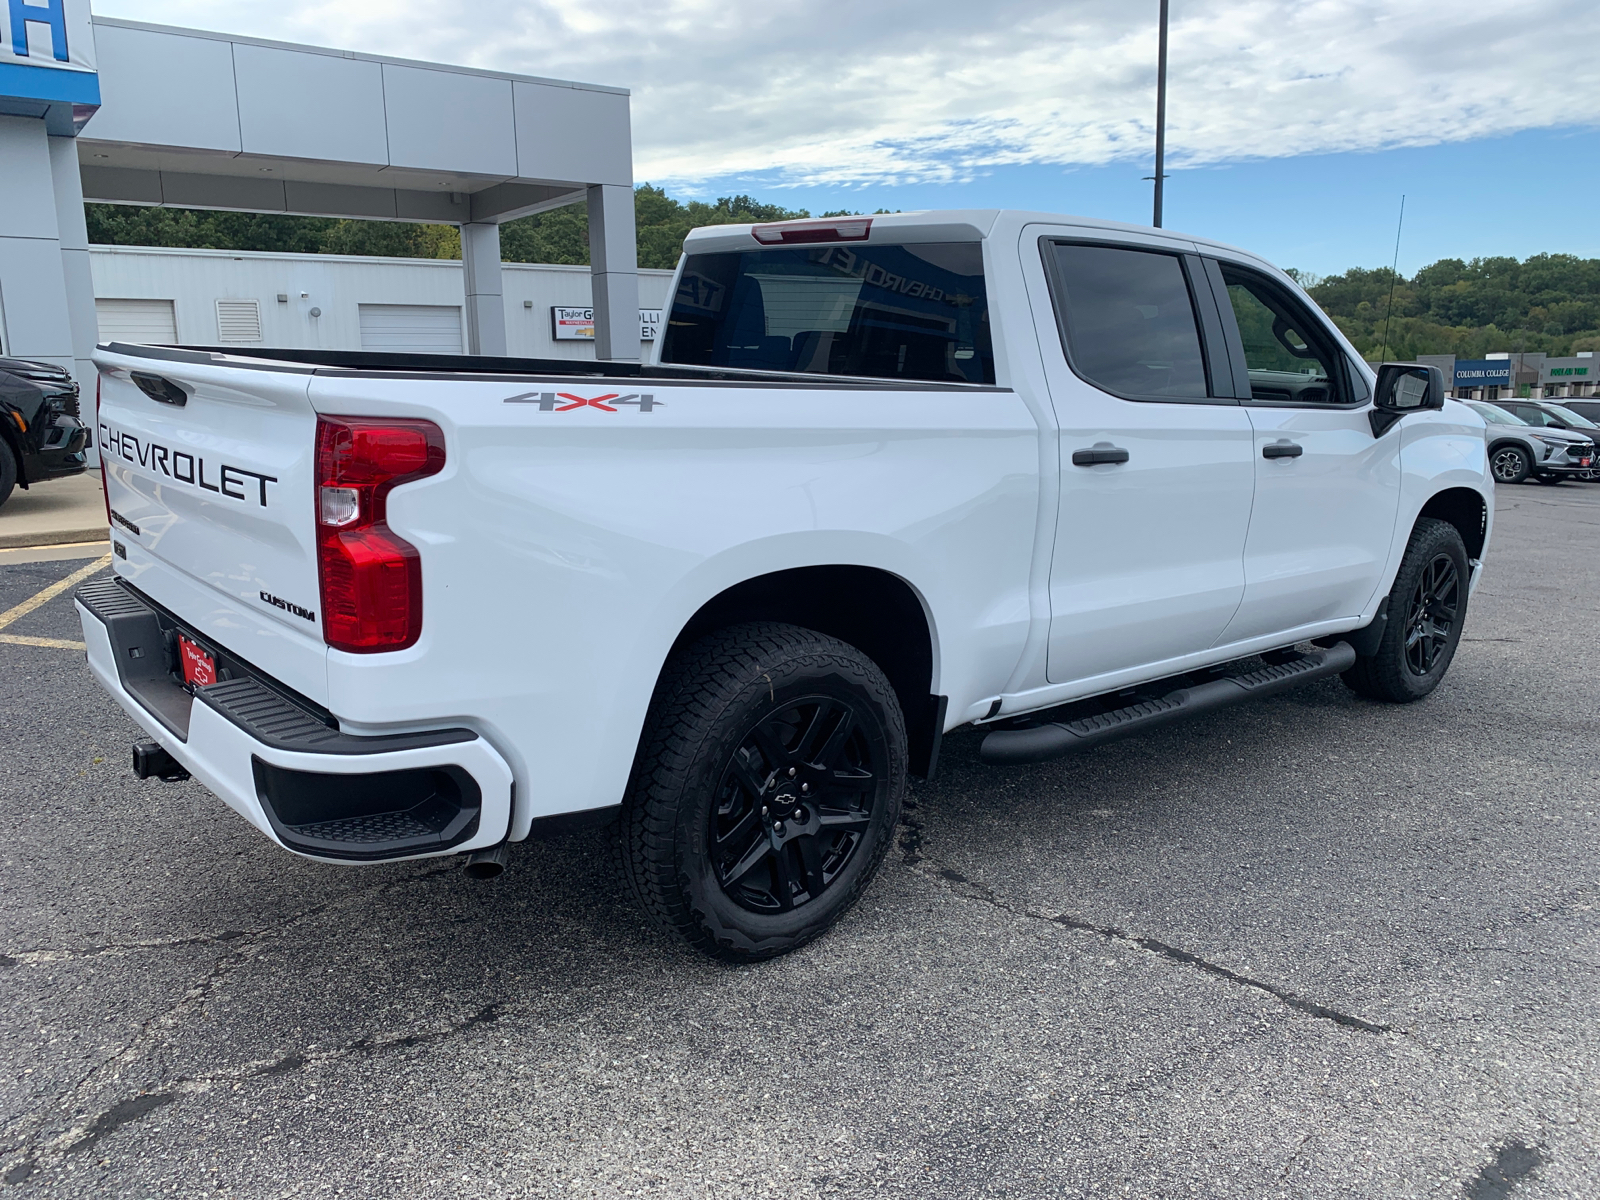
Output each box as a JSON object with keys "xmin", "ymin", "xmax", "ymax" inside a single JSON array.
[{"xmin": 216, "ymin": 299, "xmax": 263, "ymax": 342}]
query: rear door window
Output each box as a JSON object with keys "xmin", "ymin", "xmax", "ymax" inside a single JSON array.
[
  {"xmin": 660, "ymin": 243, "xmax": 994, "ymax": 384},
  {"xmin": 1046, "ymin": 243, "xmax": 1211, "ymax": 401}
]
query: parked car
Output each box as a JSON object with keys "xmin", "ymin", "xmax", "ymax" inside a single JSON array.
[
  {"xmin": 1485, "ymin": 399, "xmax": 1600, "ymax": 480},
  {"xmin": 80, "ymin": 210, "xmax": 1492, "ymax": 961},
  {"xmin": 1556, "ymin": 399, "xmax": 1600, "ymax": 424},
  {"xmin": 1466, "ymin": 400, "xmax": 1595, "ymax": 484},
  {"xmin": 0, "ymin": 357, "xmax": 90, "ymax": 509},
  {"xmin": 1489, "ymin": 397, "xmax": 1600, "ymax": 444}
]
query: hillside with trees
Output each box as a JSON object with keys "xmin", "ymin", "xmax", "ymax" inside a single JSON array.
[
  {"xmin": 1297, "ymin": 255, "xmax": 1600, "ymax": 359},
  {"xmin": 85, "ymin": 189, "xmax": 1600, "ymax": 357}
]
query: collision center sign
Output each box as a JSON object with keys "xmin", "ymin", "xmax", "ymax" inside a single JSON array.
[
  {"xmin": 551, "ymin": 307, "xmax": 662, "ymax": 342},
  {"xmin": 1, "ymin": 0, "xmax": 99, "ymax": 105}
]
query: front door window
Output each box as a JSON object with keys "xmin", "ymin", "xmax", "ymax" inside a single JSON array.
[{"xmin": 1222, "ymin": 270, "xmax": 1349, "ymax": 406}]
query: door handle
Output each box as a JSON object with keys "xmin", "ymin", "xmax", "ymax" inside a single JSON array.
[
  {"xmin": 1263, "ymin": 441, "xmax": 1304, "ymax": 459},
  {"xmin": 1072, "ymin": 446, "xmax": 1130, "ymax": 466}
]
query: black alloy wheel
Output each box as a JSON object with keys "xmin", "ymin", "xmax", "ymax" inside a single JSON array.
[
  {"xmin": 622, "ymin": 622, "xmax": 906, "ymax": 961},
  {"xmin": 1402, "ymin": 552, "xmax": 1460, "ymax": 677},
  {"xmin": 1342, "ymin": 517, "xmax": 1470, "ymax": 703},
  {"xmin": 1489, "ymin": 444, "xmax": 1530, "ymax": 484},
  {"xmin": 712, "ymin": 695, "xmax": 882, "ymax": 914}
]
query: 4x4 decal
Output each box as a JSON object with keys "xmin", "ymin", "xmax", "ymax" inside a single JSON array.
[{"xmin": 504, "ymin": 391, "xmax": 664, "ymax": 412}]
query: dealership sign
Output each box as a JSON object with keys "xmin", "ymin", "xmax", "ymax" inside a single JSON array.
[
  {"xmin": 0, "ymin": 0, "xmax": 99, "ymax": 106},
  {"xmin": 551, "ymin": 307, "xmax": 663, "ymax": 342}
]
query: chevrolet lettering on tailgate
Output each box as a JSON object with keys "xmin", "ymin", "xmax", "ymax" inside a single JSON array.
[{"xmin": 100, "ymin": 423, "xmax": 278, "ymax": 506}]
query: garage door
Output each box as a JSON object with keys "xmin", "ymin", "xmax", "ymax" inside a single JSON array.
[
  {"xmin": 96, "ymin": 298, "xmax": 178, "ymax": 344},
  {"xmin": 358, "ymin": 304, "xmax": 463, "ymax": 353}
]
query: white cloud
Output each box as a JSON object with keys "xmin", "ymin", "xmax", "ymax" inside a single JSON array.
[{"xmin": 97, "ymin": 0, "xmax": 1600, "ymax": 188}]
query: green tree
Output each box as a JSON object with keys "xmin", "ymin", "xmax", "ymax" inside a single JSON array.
[
  {"xmin": 498, "ymin": 185, "xmax": 811, "ymax": 269},
  {"xmin": 1308, "ymin": 253, "xmax": 1600, "ymax": 359},
  {"xmin": 85, "ymin": 204, "xmax": 338, "ymax": 252}
]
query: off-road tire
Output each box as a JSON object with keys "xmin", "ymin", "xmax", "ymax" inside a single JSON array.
[
  {"xmin": 621, "ymin": 622, "xmax": 906, "ymax": 961},
  {"xmin": 0, "ymin": 438, "xmax": 16, "ymax": 509},
  {"xmin": 1488, "ymin": 444, "xmax": 1531, "ymax": 485},
  {"xmin": 1342, "ymin": 517, "xmax": 1469, "ymax": 703}
]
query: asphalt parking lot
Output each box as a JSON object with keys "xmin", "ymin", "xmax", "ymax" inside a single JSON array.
[{"xmin": 2, "ymin": 487, "xmax": 1597, "ymax": 1200}]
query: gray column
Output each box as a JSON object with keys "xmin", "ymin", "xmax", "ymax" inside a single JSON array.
[
  {"xmin": 0, "ymin": 116, "xmax": 74, "ymax": 375},
  {"xmin": 460, "ymin": 221, "xmax": 506, "ymax": 357},
  {"xmin": 587, "ymin": 184, "xmax": 639, "ymax": 363},
  {"xmin": 49, "ymin": 135, "xmax": 100, "ymax": 463}
]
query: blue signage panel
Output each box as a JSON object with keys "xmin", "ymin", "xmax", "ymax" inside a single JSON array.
[
  {"xmin": 1454, "ymin": 359, "xmax": 1512, "ymax": 388},
  {"xmin": 0, "ymin": 0, "xmax": 98, "ymax": 112}
]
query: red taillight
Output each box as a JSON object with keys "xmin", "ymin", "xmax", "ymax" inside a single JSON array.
[
  {"xmin": 314, "ymin": 416, "xmax": 445, "ymax": 653},
  {"xmin": 751, "ymin": 218, "xmax": 872, "ymax": 245}
]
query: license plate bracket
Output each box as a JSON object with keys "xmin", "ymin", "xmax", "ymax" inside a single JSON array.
[{"xmin": 177, "ymin": 634, "xmax": 216, "ymax": 688}]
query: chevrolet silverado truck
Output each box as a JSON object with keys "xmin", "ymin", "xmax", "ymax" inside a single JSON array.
[{"xmin": 79, "ymin": 210, "xmax": 1492, "ymax": 960}]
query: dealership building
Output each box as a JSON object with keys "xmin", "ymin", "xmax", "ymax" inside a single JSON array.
[
  {"xmin": 1416, "ymin": 353, "xmax": 1599, "ymax": 401},
  {"xmin": 0, "ymin": 2, "xmax": 644, "ymax": 405}
]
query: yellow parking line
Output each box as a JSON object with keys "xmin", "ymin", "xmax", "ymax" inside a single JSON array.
[
  {"xmin": 0, "ymin": 554, "xmax": 112, "ymax": 632},
  {"xmin": 0, "ymin": 633, "xmax": 86, "ymax": 650}
]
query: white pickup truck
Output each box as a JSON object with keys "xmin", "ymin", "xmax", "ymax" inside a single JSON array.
[{"xmin": 81, "ymin": 210, "xmax": 1491, "ymax": 960}]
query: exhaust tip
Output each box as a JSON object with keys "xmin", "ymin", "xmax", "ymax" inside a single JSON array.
[{"xmin": 462, "ymin": 844, "xmax": 509, "ymax": 880}]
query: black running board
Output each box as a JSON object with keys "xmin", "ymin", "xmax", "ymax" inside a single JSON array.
[{"xmin": 979, "ymin": 642, "xmax": 1358, "ymax": 766}]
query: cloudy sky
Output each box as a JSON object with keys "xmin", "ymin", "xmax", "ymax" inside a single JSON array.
[{"xmin": 96, "ymin": 0, "xmax": 1600, "ymax": 274}]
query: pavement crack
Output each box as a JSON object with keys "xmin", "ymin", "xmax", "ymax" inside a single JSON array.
[
  {"xmin": 1280, "ymin": 1131, "xmax": 1315, "ymax": 1180},
  {"xmin": 898, "ymin": 799, "xmax": 1393, "ymax": 1036},
  {"xmin": 1, "ymin": 930, "xmax": 250, "ymax": 966},
  {"xmin": 0, "ymin": 863, "xmax": 465, "ymax": 1184},
  {"xmin": 1, "ymin": 1003, "xmax": 503, "ymax": 1185}
]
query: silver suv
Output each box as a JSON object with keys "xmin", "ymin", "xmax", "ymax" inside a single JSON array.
[{"xmin": 1466, "ymin": 400, "xmax": 1596, "ymax": 485}]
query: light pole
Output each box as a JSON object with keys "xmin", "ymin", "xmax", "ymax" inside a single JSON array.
[{"xmin": 1153, "ymin": 0, "xmax": 1169, "ymax": 227}]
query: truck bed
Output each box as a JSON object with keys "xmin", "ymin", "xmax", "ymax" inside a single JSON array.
[{"xmin": 113, "ymin": 343, "xmax": 1003, "ymax": 391}]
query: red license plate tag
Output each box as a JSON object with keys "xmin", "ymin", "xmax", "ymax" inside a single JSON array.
[{"xmin": 178, "ymin": 635, "xmax": 216, "ymax": 687}]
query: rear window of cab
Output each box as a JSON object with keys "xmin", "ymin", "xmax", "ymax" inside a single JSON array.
[{"xmin": 660, "ymin": 243, "xmax": 995, "ymax": 385}]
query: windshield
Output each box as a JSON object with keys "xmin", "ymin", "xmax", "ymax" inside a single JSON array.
[
  {"xmin": 1467, "ymin": 401, "xmax": 1526, "ymax": 425},
  {"xmin": 660, "ymin": 243, "xmax": 995, "ymax": 384},
  {"xmin": 1543, "ymin": 403, "xmax": 1599, "ymax": 429}
]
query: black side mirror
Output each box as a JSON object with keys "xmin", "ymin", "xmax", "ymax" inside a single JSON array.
[{"xmin": 1370, "ymin": 362, "xmax": 1445, "ymax": 436}]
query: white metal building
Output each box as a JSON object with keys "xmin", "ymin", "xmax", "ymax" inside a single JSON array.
[{"xmin": 89, "ymin": 246, "xmax": 675, "ymax": 360}]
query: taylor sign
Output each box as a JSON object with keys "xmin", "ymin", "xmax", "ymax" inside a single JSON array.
[{"xmin": 551, "ymin": 307, "xmax": 663, "ymax": 342}]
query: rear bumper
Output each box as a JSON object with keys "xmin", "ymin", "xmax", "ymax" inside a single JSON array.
[{"xmin": 76, "ymin": 577, "xmax": 513, "ymax": 864}]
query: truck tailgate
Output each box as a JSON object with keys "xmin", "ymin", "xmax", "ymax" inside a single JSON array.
[{"xmin": 95, "ymin": 348, "xmax": 328, "ymax": 703}]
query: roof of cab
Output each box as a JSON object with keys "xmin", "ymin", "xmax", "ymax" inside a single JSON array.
[{"xmin": 679, "ymin": 208, "xmax": 1274, "ymax": 275}]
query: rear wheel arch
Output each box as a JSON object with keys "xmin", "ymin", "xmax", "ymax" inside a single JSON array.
[{"xmin": 664, "ymin": 565, "xmax": 942, "ymax": 776}]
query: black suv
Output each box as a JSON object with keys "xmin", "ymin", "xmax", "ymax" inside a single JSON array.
[{"xmin": 0, "ymin": 356, "xmax": 91, "ymax": 509}]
